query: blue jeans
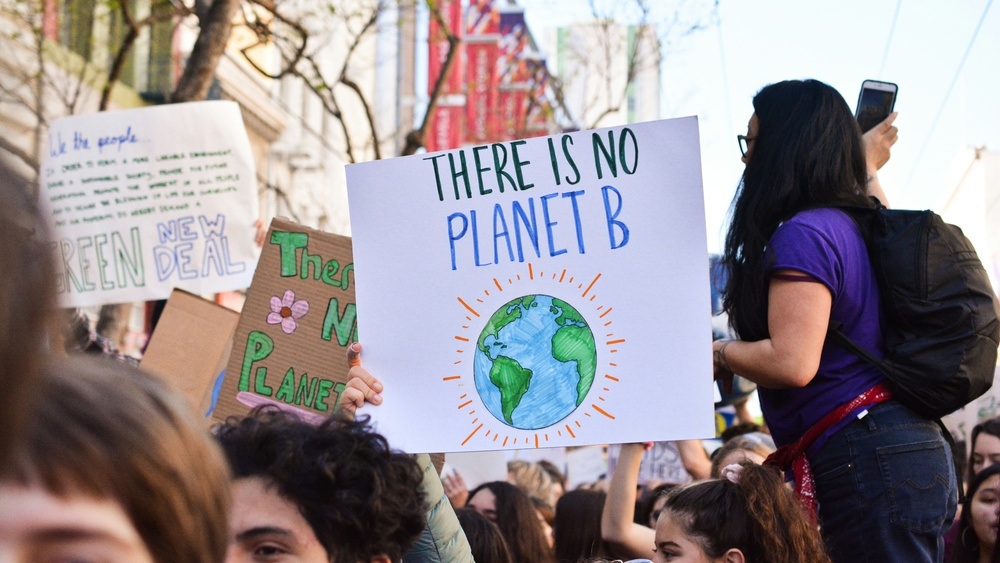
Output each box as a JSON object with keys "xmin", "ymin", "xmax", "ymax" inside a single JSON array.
[{"xmin": 809, "ymin": 400, "xmax": 957, "ymax": 563}]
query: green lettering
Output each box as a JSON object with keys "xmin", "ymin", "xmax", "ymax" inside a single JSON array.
[
  {"xmin": 295, "ymin": 373, "xmax": 319, "ymax": 407},
  {"xmin": 239, "ymin": 331, "xmax": 274, "ymax": 393},
  {"xmin": 320, "ymin": 259, "xmax": 341, "ymax": 286},
  {"xmin": 300, "ymin": 246, "xmax": 322, "ymax": 280},
  {"xmin": 276, "ymin": 368, "xmax": 296, "ymax": 403},
  {"xmin": 511, "ymin": 140, "xmax": 533, "ymax": 191},
  {"xmin": 321, "ymin": 298, "xmax": 358, "ymax": 346},
  {"xmin": 270, "ymin": 231, "xmax": 309, "ymax": 276},
  {"xmin": 315, "ymin": 379, "xmax": 334, "ymax": 412}
]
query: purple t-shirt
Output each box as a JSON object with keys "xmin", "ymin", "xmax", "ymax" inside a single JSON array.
[{"xmin": 759, "ymin": 208, "xmax": 887, "ymax": 450}]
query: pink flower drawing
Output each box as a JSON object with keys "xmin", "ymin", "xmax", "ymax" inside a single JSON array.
[{"xmin": 266, "ymin": 290, "xmax": 309, "ymax": 334}]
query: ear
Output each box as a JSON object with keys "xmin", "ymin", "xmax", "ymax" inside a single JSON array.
[
  {"xmin": 721, "ymin": 548, "xmax": 745, "ymax": 563},
  {"xmin": 368, "ymin": 555, "xmax": 392, "ymax": 563}
]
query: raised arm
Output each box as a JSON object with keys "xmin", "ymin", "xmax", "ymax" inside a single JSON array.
[{"xmin": 601, "ymin": 443, "xmax": 656, "ymax": 559}]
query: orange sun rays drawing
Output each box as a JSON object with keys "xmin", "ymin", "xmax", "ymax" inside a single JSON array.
[{"xmin": 444, "ymin": 263, "xmax": 625, "ymax": 449}]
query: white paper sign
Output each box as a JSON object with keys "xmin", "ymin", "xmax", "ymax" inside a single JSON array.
[
  {"xmin": 40, "ymin": 101, "xmax": 259, "ymax": 307},
  {"xmin": 607, "ymin": 442, "xmax": 693, "ymax": 486},
  {"xmin": 346, "ymin": 117, "xmax": 714, "ymax": 453}
]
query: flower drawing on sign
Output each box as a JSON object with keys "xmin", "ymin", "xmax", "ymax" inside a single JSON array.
[{"xmin": 267, "ymin": 290, "xmax": 309, "ymax": 334}]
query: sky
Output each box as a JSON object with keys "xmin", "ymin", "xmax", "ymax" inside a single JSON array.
[{"xmin": 518, "ymin": 0, "xmax": 1000, "ymax": 252}]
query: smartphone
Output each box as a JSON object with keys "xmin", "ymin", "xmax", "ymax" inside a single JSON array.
[{"xmin": 855, "ymin": 80, "xmax": 898, "ymax": 133}]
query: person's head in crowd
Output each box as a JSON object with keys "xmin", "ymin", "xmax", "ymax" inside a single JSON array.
[
  {"xmin": 455, "ymin": 507, "xmax": 514, "ymax": 563},
  {"xmin": 554, "ymin": 489, "xmax": 615, "ymax": 563},
  {"xmin": 508, "ymin": 459, "xmax": 559, "ymax": 509},
  {"xmin": 538, "ymin": 459, "xmax": 568, "ymax": 499},
  {"xmin": 467, "ymin": 480, "xmax": 555, "ymax": 563},
  {"xmin": 637, "ymin": 483, "xmax": 680, "ymax": 529},
  {"xmin": 719, "ymin": 422, "xmax": 764, "ymax": 443},
  {"xmin": 0, "ymin": 357, "xmax": 231, "ymax": 563},
  {"xmin": 709, "ymin": 433, "xmax": 776, "ymax": 478},
  {"xmin": 949, "ymin": 464, "xmax": 1000, "ymax": 563},
  {"xmin": 215, "ymin": 409, "xmax": 426, "ymax": 563},
  {"xmin": 654, "ymin": 463, "xmax": 830, "ymax": 563},
  {"xmin": 0, "ymin": 161, "xmax": 55, "ymax": 459},
  {"xmin": 969, "ymin": 418, "xmax": 1000, "ymax": 483}
]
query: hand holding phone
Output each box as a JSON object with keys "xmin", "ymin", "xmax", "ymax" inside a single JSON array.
[{"xmin": 855, "ymin": 80, "xmax": 898, "ymax": 133}]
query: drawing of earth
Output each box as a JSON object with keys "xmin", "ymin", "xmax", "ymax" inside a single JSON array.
[{"xmin": 474, "ymin": 295, "xmax": 597, "ymax": 430}]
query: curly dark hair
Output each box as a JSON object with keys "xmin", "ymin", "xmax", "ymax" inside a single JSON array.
[
  {"xmin": 215, "ymin": 409, "xmax": 426, "ymax": 563},
  {"xmin": 723, "ymin": 79, "xmax": 871, "ymax": 340}
]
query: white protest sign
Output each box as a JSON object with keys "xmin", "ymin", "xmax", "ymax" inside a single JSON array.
[
  {"xmin": 40, "ymin": 101, "xmax": 259, "ymax": 307},
  {"xmin": 607, "ymin": 442, "xmax": 693, "ymax": 486},
  {"xmin": 346, "ymin": 117, "xmax": 714, "ymax": 453}
]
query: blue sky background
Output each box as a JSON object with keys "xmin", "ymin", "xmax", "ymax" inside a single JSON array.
[{"xmin": 519, "ymin": 0, "xmax": 999, "ymax": 251}]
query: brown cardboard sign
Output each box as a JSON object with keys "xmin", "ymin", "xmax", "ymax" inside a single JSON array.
[
  {"xmin": 215, "ymin": 218, "xmax": 356, "ymax": 423},
  {"xmin": 140, "ymin": 289, "xmax": 239, "ymax": 414}
]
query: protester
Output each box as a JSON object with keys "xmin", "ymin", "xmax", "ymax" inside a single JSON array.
[
  {"xmin": 467, "ymin": 481, "xmax": 556, "ymax": 563},
  {"xmin": 601, "ymin": 443, "xmax": 660, "ymax": 559},
  {"xmin": 538, "ymin": 459, "xmax": 568, "ymax": 500},
  {"xmin": 455, "ymin": 507, "xmax": 514, "ymax": 563},
  {"xmin": 509, "ymin": 458, "xmax": 559, "ymax": 509},
  {"xmin": 0, "ymin": 357, "xmax": 231, "ymax": 563},
  {"xmin": 948, "ymin": 464, "xmax": 1000, "ymax": 563},
  {"xmin": 969, "ymin": 418, "xmax": 1000, "ymax": 483},
  {"xmin": 713, "ymin": 79, "xmax": 954, "ymax": 561},
  {"xmin": 653, "ymin": 462, "xmax": 830, "ymax": 563},
  {"xmin": 554, "ymin": 489, "xmax": 617, "ymax": 563},
  {"xmin": 215, "ymin": 408, "xmax": 426, "ymax": 563},
  {"xmin": 0, "ymin": 166, "xmax": 54, "ymax": 460},
  {"xmin": 709, "ymin": 433, "xmax": 775, "ymax": 478},
  {"xmin": 637, "ymin": 483, "xmax": 679, "ymax": 530},
  {"xmin": 338, "ymin": 342, "xmax": 475, "ymax": 563}
]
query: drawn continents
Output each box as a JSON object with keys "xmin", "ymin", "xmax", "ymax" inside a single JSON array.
[{"xmin": 474, "ymin": 295, "xmax": 597, "ymax": 430}]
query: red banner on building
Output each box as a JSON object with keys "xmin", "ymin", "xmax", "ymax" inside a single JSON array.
[
  {"xmin": 426, "ymin": 0, "xmax": 465, "ymax": 152},
  {"xmin": 464, "ymin": 0, "xmax": 500, "ymax": 145}
]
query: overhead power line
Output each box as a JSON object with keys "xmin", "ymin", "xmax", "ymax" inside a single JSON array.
[
  {"xmin": 904, "ymin": 0, "xmax": 994, "ymax": 189},
  {"xmin": 877, "ymin": 0, "xmax": 903, "ymax": 78}
]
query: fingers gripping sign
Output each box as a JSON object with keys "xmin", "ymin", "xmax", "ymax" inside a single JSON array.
[{"xmin": 339, "ymin": 343, "xmax": 384, "ymax": 418}]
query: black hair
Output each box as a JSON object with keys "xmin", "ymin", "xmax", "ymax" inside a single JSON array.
[
  {"xmin": 456, "ymin": 507, "xmax": 514, "ymax": 563},
  {"xmin": 467, "ymin": 481, "xmax": 555, "ymax": 563},
  {"xmin": 722, "ymin": 79, "xmax": 871, "ymax": 340},
  {"xmin": 553, "ymin": 489, "xmax": 614, "ymax": 563},
  {"xmin": 215, "ymin": 409, "xmax": 426, "ymax": 563},
  {"xmin": 950, "ymin": 464, "xmax": 1000, "ymax": 563}
]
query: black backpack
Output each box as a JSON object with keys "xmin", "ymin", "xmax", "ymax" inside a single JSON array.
[{"xmin": 829, "ymin": 199, "xmax": 1000, "ymax": 419}]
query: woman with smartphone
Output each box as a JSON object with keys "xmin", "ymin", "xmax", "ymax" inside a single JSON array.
[{"xmin": 713, "ymin": 79, "xmax": 955, "ymax": 563}]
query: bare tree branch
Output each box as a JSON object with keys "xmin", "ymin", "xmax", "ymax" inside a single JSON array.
[
  {"xmin": 401, "ymin": 0, "xmax": 459, "ymax": 156},
  {"xmin": 172, "ymin": 0, "xmax": 241, "ymax": 102}
]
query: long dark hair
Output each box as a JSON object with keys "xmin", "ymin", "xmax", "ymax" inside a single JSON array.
[
  {"xmin": 950, "ymin": 464, "xmax": 1000, "ymax": 563},
  {"xmin": 722, "ymin": 79, "xmax": 871, "ymax": 340},
  {"xmin": 553, "ymin": 490, "xmax": 614, "ymax": 563},
  {"xmin": 467, "ymin": 481, "xmax": 555, "ymax": 563},
  {"xmin": 968, "ymin": 418, "xmax": 1000, "ymax": 482},
  {"xmin": 662, "ymin": 462, "xmax": 830, "ymax": 563}
]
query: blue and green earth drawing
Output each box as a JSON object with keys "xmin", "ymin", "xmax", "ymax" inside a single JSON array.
[{"xmin": 474, "ymin": 295, "xmax": 597, "ymax": 430}]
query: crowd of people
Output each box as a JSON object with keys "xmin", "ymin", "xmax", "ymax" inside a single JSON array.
[{"xmin": 1, "ymin": 77, "xmax": 998, "ymax": 563}]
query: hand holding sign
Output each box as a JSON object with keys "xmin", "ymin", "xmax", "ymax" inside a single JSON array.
[{"xmin": 339, "ymin": 343, "xmax": 384, "ymax": 417}]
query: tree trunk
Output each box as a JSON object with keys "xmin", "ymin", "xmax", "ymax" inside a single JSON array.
[{"xmin": 170, "ymin": 0, "xmax": 240, "ymax": 103}]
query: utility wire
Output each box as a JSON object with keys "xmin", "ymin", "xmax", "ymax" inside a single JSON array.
[
  {"xmin": 877, "ymin": 0, "xmax": 903, "ymax": 78},
  {"xmin": 904, "ymin": 0, "xmax": 993, "ymax": 189}
]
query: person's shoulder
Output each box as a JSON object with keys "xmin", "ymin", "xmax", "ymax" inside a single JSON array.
[{"xmin": 784, "ymin": 208, "xmax": 857, "ymax": 234}]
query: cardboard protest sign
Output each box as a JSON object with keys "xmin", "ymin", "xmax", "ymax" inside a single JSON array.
[
  {"xmin": 346, "ymin": 117, "xmax": 714, "ymax": 453},
  {"xmin": 140, "ymin": 289, "xmax": 239, "ymax": 414},
  {"xmin": 607, "ymin": 442, "xmax": 693, "ymax": 486},
  {"xmin": 40, "ymin": 101, "xmax": 259, "ymax": 307},
  {"xmin": 215, "ymin": 218, "xmax": 356, "ymax": 423}
]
